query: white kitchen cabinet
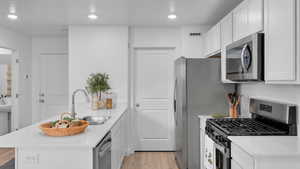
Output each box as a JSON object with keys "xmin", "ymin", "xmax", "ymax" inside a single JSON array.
[
  {"xmin": 264, "ymin": 0, "xmax": 300, "ymax": 83},
  {"xmin": 204, "ymin": 23, "xmax": 221, "ymax": 57},
  {"xmin": 111, "ymin": 110, "xmax": 128, "ymax": 169},
  {"xmin": 233, "ymin": 0, "xmax": 249, "ymax": 41},
  {"xmin": 233, "ymin": 0, "xmax": 263, "ymax": 41},
  {"xmin": 220, "ymin": 12, "xmax": 234, "ymax": 83},
  {"xmin": 231, "ymin": 159, "xmax": 244, "ymax": 169},
  {"xmin": 248, "ymin": 0, "xmax": 264, "ymax": 33}
]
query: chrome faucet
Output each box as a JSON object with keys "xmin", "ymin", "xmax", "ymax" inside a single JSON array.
[{"xmin": 71, "ymin": 89, "xmax": 90, "ymax": 119}]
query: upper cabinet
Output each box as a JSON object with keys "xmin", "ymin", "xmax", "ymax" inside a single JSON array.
[
  {"xmin": 220, "ymin": 13, "xmax": 234, "ymax": 83},
  {"xmin": 233, "ymin": 0, "xmax": 263, "ymax": 41},
  {"xmin": 203, "ymin": 23, "xmax": 221, "ymax": 57},
  {"xmin": 203, "ymin": 0, "xmax": 300, "ymax": 84},
  {"xmin": 264, "ymin": 0, "xmax": 300, "ymax": 83},
  {"xmin": 220, "ymin": 13, "xmax": 233, "ymax": 48}
]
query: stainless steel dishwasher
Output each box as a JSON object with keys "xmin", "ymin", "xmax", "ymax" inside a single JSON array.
[{"xmin": 94, "ymin": 132, "xmax": 112, "ymax": 169}]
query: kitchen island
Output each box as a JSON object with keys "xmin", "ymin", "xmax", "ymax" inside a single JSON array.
[
  {"xmin": 229, "ymin": 136, "xmax": 300, "ymax": 169},
  {"xmin": 0, "ymin": 104, "xmax": 128, "ymax": 169}
]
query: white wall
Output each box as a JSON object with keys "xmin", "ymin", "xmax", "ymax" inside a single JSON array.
[
  {"xmin": 0, "ymin": 26, "xmax": 32, "ymax": 128},
  {"xmin": 181, "ymin": 25, "xmax": 210, "ymax": 58},
  {"xmin": 68, "ymin": 25, "xmax": 129, "ymax": 113},
  {"xmin": 31, "ymin": 36, "xmax": 68, "ymax": 122},
  {"xmin": 239, "ymin": 83, "xmax": 300, "ymax": 134}
]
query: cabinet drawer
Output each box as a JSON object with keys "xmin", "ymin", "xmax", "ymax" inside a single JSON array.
[{"xmin": 231, "ymin": 143, "xmax": 254, "ymax": 169}]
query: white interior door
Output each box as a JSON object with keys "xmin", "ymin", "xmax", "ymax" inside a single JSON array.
[
  {"xmin": 39, "ymin": 53, "xmax": 68, "ymax": 120},
  {"xmin": 134, "ymin": 48, "xmax": 175, "ymax": 151}
]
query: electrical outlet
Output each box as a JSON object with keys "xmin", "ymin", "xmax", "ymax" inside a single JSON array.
[{"xmin": 24, "ymin": 153, "xmax": 40, "ymax": 165}]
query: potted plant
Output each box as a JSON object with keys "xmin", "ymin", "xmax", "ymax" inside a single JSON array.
[{"xmin": 86, "ymin": 73, "xmax": 111, "ymax": 110}]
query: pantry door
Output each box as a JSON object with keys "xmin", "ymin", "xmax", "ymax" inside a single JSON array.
[
  {"xmin": 39, "ymin": 53, "xmax": 68, "ymax": 120},
  {"xmin": 134, "ymin": 48, "xmax": 175, "ymax": 151}
]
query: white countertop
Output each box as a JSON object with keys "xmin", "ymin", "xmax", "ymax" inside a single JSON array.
[
  {"xmin": 229, "ymin": 136, "xmax": 300, "ymax": 158},
  {"xmin": 0, "ymin": 104, "xmax": 127, "ymax": 148},
  {"xmin": 0, "ymin": 104, "xmax": 11, "ymax": 112}
]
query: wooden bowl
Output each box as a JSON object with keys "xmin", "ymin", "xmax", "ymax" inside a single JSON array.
[{"xmin": 39, "ymin": 120, "xmax": 89, "ymax": 137}]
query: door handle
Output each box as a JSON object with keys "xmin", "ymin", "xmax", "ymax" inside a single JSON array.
[
  {"xmin": 39, "ymin": 99, "xmax": 45, "ymax": 103},
  {"xmin": 39, "ymin": 93, "xmax": 45, "ymax": 97},
  {"xmin": 136, "ymin": 103, "xmax": 140, "ymax": 107}
]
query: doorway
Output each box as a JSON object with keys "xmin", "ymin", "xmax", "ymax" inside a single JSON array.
[
  {"xmin": 133, "ymin": 48, "xmax": 175, "ymax": 151},
  {"xmin": 38, "ymin": 53, "xmax": 68, "ymax": 120},
  {"xmin": 0, "ymin": 47, "xmax": 19, "ymax": 135}
]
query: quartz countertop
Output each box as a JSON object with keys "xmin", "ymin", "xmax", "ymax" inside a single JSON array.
[
  {"xmin": 229, "ymin": 136, "xmax": 300, "ymax": 158},
  {"xmin": 0, "ymin": 104, "xmax": 128, "ymax": 148}
]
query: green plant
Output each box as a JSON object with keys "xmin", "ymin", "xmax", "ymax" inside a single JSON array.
[{"xmin": 86, "ymin": 73, "xmax": 111, "ymax": 99}]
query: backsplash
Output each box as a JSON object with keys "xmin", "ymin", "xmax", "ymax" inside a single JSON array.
[{"xmin": 239, "ymin": 83, "xmax": 300, "ymax": 135}]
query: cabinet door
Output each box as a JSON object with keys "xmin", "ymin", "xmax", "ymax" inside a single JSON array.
[
  {"xmin": 221, "ymin": 13, "xmax": 233, "ymax": 47},
  {"xmin": 220, "ymin": 13, "xmax": 234, "ymax": 83},
  {"xmin": 233, "ymin": 0, "xmax": 249, "ymax": 41},
  {"xmin": 265, "ymin": 0, "xmax": 296, "ymax": 81},
  {"xmin": 112, "ymin": 117, "xmax": 123, "ymax": 169},
  {"xmin": 231, "ymin": 159, "xmax": 244, "ymax": 169},
  {"xmin": 233, "ymin": 0, "xmax": 263, "ymax": 41},
  {"xmin": 203, "ymin": 33, "xmax": 209, "ymax": 56},
  {"xmin": 205, "ymin": 24, "xmax": 221, "ymax": 56},
  {"xmin": 248, "ymin": 0, "xmax": 264, "ymax": 34},
  {"xmin": 212, "ymin": 23, "xmax": 221, "ymax": 53}
]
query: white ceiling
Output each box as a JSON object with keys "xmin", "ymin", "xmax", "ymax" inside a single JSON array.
[{"xmin": 0, "ymin": 0, "xmax": 243, "ymax": 35}]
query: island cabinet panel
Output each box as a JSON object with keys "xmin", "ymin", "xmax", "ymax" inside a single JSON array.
[
  {"xmin": 111, "ymin": 110, "xmax": 128, "ymax": 169},
  {"xmin": 264, "ymin": 0, "xmax": 299, "ymax": 83},
  {"xmin": 17, "ymin": 147, "xmax": 93, "ymax": 169}
]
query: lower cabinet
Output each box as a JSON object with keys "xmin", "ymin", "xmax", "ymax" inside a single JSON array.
[
  {"xmin": 231, "ymin": 159, "xmax": 244, "ymax": 169},
  {"xmin": 231, "ymin": 143, "xmax": 254, "ymax": 169},
  {"xmin": 111, "ymin": 110, "xmax": 128, "ymax": 169}
]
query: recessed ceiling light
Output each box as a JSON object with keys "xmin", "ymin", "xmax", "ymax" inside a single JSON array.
[
  {"xmin": 168, "ymin": 14, "xmax": 177, "ymax": 20},
  {"xmin": 7, "ymin": 13, "xmax": 18, "ymax": 20},
  {"xmin": 88, "ymin": 14, "xmax": 98, "ymax": 20}
]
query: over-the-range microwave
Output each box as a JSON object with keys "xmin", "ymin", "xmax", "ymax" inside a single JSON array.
[{"xmin": 226, "ymin": 33, "xmax": 264, "ymax": 81}]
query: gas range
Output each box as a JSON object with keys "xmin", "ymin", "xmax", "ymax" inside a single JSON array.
[
  {"xmin": 204, "ymin": 98, "xmax": 297, "ymax": 169},
  {"xmin": 207, "ymin": 118, "xmax": 290, "ymax": 136}
]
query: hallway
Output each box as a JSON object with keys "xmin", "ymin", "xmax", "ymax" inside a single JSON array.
[{"xmin": 121, "ymin": 152, "xmax": 179, "ymax": 169}]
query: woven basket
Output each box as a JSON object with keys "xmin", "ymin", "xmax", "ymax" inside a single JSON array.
[{"xmin": 39, "ymin": 120, "xmax": 89, "ymax": 137}]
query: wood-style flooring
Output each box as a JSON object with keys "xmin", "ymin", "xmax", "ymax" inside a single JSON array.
[
  {"xmin": 121, "ymin": 152, "xmax": 179, "ymax": 169},
  {"xmin": 0, "ymin": 148, "xmax": 14, "ymax": 166}
]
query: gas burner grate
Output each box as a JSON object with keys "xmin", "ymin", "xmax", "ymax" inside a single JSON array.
[{"xmin": 210, "ymin": 118, "xmax": 288, "ymax": 136}]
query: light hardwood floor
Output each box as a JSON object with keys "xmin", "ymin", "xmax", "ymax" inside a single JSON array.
[
  {"xmin": 0, "ymin": 148, "xmax": 14, "ymax": 166},
  {"xmin": 121, "ymin": 152, "xmax": 179, "ymax": 169}
]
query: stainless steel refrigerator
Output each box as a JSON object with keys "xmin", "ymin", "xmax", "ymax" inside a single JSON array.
[{"xmin": 174, "ymin": 57, "xmax": 234, "ymax": 169}]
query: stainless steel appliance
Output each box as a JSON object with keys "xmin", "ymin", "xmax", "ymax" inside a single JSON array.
[
  {"xmin": 94, "ymin": 132, "xmax": 112, "ymax": 169},
  {"xmin": 226, "ymin": 33, "xmax": 264, "ymax": 81},
  {"xmin": 205, "ymin": 98, "xmax": 297, "ymax": 169},
  {"xmin": 174, "ymin": 57, "xmax": 234, "ymax": 169}
]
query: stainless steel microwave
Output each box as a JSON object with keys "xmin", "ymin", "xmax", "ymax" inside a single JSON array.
[{"xmin": 226, "ymin": 33, "xmax": 264, "ymax": 81}]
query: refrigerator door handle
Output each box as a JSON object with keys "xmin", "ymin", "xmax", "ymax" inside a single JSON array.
[{"xmin": 174, "ymin": 79, "xmax": 177, "ymax": 125}]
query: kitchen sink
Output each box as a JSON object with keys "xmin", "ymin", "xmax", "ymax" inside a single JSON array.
[{"xmin": 82, "ymin": 115, "xmax": 111, "ymax": 125}]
